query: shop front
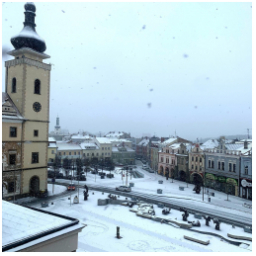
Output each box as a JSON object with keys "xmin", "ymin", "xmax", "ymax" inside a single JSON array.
[
  {"xmin": 205, "ymin": 173, "xmax": 238, "ymax": 196},
  {"xmin": 240, "ymin": 178, "xmax": 252, "ymax": 200}
]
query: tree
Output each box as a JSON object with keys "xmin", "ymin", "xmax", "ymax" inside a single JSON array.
[
  {"xmin": 63, "ymin": 157, "xmax": 71, "ymax": 177},
  {"xmin": 76, "ymin": 157, "xmax": 83, "ymax": 176},
  {"xmin": 82, "ymin": 157, "xmax": 90, "ymax": 176}
]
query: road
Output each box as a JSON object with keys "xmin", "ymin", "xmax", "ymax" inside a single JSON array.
[{"xmin": 49, "ymin": 180, "xmax": 252, "ymax": 228}]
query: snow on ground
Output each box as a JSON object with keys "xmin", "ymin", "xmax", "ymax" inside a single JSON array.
[
  {"xmin": 32, "ymin": 161, "xmax": 252, "ymax": 252},
  {"xmin": 30, "ymin": 189, "xmax": 251, "ymax": 252},
  {"xmin": 56, "ymin": 162, "xmax": 252, "ymax": 217}
]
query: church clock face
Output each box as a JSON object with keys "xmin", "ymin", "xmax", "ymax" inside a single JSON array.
[{"xmin": 33, "ymin": 102, "xmax": 41, "ymax": 112}]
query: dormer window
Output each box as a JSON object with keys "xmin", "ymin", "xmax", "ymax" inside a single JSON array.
[
  {"xmin": 34, "ymin": 79, "xmax": 41, "ymax": 94},
  {"xmin": 12, "ymin": 78, "xmax": 16, "ymax": 93}
]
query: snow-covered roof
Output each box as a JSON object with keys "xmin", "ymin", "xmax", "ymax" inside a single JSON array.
[
  {"xmin": 236, "ymin": 143, "xmax": 252, "ymax": 155},
  {"xmin": 48, "ymin": 137, "xmax": 56, "ymax": 142},
  {"xmin": 161, "ymin": 137, "xmax": 177, "ymax": 146},
  {"xmin": 138, "ymin": 139, "xmax": 149, "ymax": 146},
  {"xmin": 201, "ymin": 139, "xmax": 219, "ymax": 150},
  {"xmin": 80, "ymin": 142, "xmax": 99, "ymax": 149},
  {"xmin": 56, "ymin": 142, "xmax": 81, "ymax": 151},
  {"xmin": 169, "ymin": 143, "xmax": 180, "ymax": 149},
  {"xmin": 96, "ymin": 137, "xmax": 112, "ymax": 144},
  {"xmin": 2, "ymin": 92, "xmax": 25, "ymax": 122},
  {"xmin": 2, "ymin": 201, "xmax": 73, "ymax": 249},
  {"xmin": 71, "ymin": 134, "xmax": 90, "ymax": 140},
  {"xmin": 225, "ymin": 144, "xmax": 244, "ymax": 150}
]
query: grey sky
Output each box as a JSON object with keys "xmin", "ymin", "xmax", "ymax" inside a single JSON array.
[{"xmin": 2, "ymin": 1, "xmax": 252, "ymax": 140}]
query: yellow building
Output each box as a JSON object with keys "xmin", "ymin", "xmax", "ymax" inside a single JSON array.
[{"xmin": 2, "ymin": 3, "xmax": 51, "ymax": 199}]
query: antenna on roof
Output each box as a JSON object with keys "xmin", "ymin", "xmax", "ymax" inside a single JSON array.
[{"xmin": 247, "ymin": 128, "xmax": 250, "ymax": 139}]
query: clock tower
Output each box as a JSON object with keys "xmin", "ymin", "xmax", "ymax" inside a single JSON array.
[{"xmin": 4, "ymin": 2, "xmax": 51, "ymax": 196}]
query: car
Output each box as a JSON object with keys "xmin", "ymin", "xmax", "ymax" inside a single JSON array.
[
  {"xmin": 67, "ymin": 184, "xmax": 76, "ymax": 191},
  {"xmin": 98, "ymin": 172, "xmax": 106, "ymax": 176},
  {"xmin": 91, "ymin": 170, "xmax": 98, "ymax": 174},
  {"xmin": 106, "ymin": 173, "xmax": 114, "ymax": 178},
  {"xmin": 56, "ymin": 173, "xmax": 64, "ymax": 178},
  {"xmin": 148, "ymin": 169, "xmax": 154, "ymax": 173},
  {"xmin": 115, "ymin": 186, "xmax": 131, "ymax": 192}
]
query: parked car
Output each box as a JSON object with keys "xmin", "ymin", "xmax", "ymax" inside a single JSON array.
[
  {"xmin": 67, "ymin": 184, "xmax": 75, "ymax": 191},
  {"xmin": 106, "ymin": 173, "xmax": 114, "ymax": 178},
  {"xmin": 56, "ymin": 172, "xmax": 64, "ymax": 178},
  {"xmin": 91, "ymin": 170, "xmax": 98, "ymax": 174},
  {"xmin": 76, "ymin": 174, "xmax": 86, "ymax": 181},
  {"xmin": 98, "ymin": 172, "xmax": 106, "ymax": 176},
  {"xmin": 148, "ymin": 169, "xmax": 154, "ymax": 173},
  {"xmin": 115, "ymin": 186, "xmax": 131, "ymax": 192}
]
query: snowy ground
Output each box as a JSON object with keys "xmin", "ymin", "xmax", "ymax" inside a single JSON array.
[
  {"xmin": 30, "ymin": 184, "xmax": 252, "ymax": 252},
  {"xmin": 27, "ymin": 161, "xmax": 252, "ymax": 252}
]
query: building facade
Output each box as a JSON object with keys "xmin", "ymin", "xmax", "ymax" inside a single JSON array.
[
  {"xmin": 2, "ymin": 3, "xmax": 50, "ymax": 198},
  {"xmin": 189, "ymin": 144, "xmax": 205, "ymax": 184}
]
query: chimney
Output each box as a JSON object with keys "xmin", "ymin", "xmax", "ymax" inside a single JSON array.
[{"xmin": 244, "ymin": 140, "xmax": 248, "ymax": 149}]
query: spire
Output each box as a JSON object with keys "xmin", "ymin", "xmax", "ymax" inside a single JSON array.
[{"xmin": 11, "ymin": 2, "xmax": 46, "ymax": 53}]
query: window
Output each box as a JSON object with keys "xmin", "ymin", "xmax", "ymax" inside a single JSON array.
[
  {"xmin": 222, "ymin": 162, "xmax": 225, "ymax": 171},
  {"xmin": 196, "ymin": 148, "xmax": 199, "ymax": 152},
  {"xmin": 196, "ymin": 157, "xmax": 198, "ymax": 162},
  {"xmin": 78, "ymin": 152, "xmax": 80, "ymax": 155},
  {"xmin": 195, "ymin": 165, "xmax": 198, "ymax": 170},
  {"xmin": 192, "ymin": 165, "xmax": 194, "ymax": 169},
  {"xmin": 200, "ymin": 158, "xmax": 202, "ymax": 162},
  {"xmin": 181, "ymin": 158, "xmax": 184, "ymax": 164},
  {"xmin": 32, "ymin": 152, "xmax": 39, "ymax": 163},
  {"xmin": 208, "ymin": 160, "xmax": 211, "ymax": 168},
  {"xmin": 245, "ymin": 166, "xmax": 248, "ymax": 175},
  {"xmin": 10, "ymin": 127, "xmax": 17, "ymax": 137},
  {"xmin": 172, "ymin": 159, "xmax": 174, "ymax": 164},
  {"xmin": 218, "ymin": 161, "xmax": 221, "ymax": 170},
  {"xmin": 228, "ymin": 163, "xmax": 232, "ymax": 172},
  {"xmin": 59, "ymin": 152, "xmax": 61, "ymax": 156},
  {"xmin": 161, "ymin": 157, "xmax": 163, "ymax": 162},
  {"xmin": 74, "ymin": 152, "xmax": 76, "ymax": 155},
  {"xmin": 212, "ymin": 161, "xmax": 214, "ymax": 168},
  {"xmin": 108, "ymin": 153, "xmax": 110, "ymax": 155},
  {"xmin": 233, "ymin": 164, "xmax": 236, "ymax": 172},
  {"xmin": 51, "ymin": 150, "xmax": 54, "ymax": 154},
  {"xmin": 182, "ymin": 150, "xmax": 184, "ymax": 154},
  {"xmin": 34, "ymin": 130, "xmax": 38, "ymax": 137},
  {"xmin": 8, "ymin": 182, "xmax": 15, "ymax": 193},
  {"xmin": 102, "ymin": 147, "xmax": 104, "ymax": 150},
  {"xmin": 105, "ymin": 153, "xmax": 107, "ymax": 155},
  {"xmin": 87, "ymin": 153, "xmax": 89, "ymax": 156},
  {"xmin": 192, "ymin": 157, "xmax": 194, "ymax": 161},
  {"xmin": 69, "ymin": 152, "xmax": 71, "ymax": 155},
  {"xmin": 9, "ymin": 154, "xmax": 16, "ymax": 165},
  {"xmin": 64, "ymin": 152, "xmax": 66, "ymax": 155},
  {"xmin": 12, "ymin": 78, "xmax": 16, "ymax": 93},
  {"xmin": 102, "ymin": 153, "xmax": 104, "ymax": 156},
  {"xmin": 166, "ymin": 158, "xmax": 169, "ymax": 163},
  {"xmin": 92, "ymin": 153, "xmax": 94, "ymax": 156},
  {"xmin": 200, "ymin": 167, "xmax": 202, "ymax": 171},
  {"xmin": 96, "ymin": 153, "xmax": 98, "ymax": 156},
  {"xmin": 34, "ymin": 79, "xmax": 41, "ymax": 94},
  {"xmin": 83, "ymin": 153, "xmax": 85, "ymax": 157}
]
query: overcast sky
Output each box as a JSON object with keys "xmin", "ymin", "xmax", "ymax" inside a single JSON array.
[{"xmin": 2, "ymin": 1, "xmax": 252, "ymax": 140}]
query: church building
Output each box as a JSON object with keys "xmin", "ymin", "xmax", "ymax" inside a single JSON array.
[{"xmin": 2, "ymin": 2, "xmax": 51, "ymax": 199}]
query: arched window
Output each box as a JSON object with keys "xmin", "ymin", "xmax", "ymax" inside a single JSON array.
[
  {"xmin": 34, "ymin": 79, "xmax": 41, "ymax": 94},
  {"xmin": 12, "ymin": 78, "xmax": 16, "ymax": 93}
]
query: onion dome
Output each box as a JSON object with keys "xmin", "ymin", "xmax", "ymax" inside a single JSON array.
[{"xmin": 11, "ymin": 2, "xmax": 46, "ymax": 53}]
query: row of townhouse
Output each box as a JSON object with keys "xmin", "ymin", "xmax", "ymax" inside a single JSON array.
[
  {"xmin": 157, "ymin": 137, "xmax": 252, "ymax": 200},
  {"xmin": 47, "ymin": 136, "xmax": 135, "ymax": 166}
]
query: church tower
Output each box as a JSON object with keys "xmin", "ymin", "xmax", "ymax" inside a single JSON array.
[{"xmin": 4, "ymin": 2, "xmax": 51, "ymax": 196}]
